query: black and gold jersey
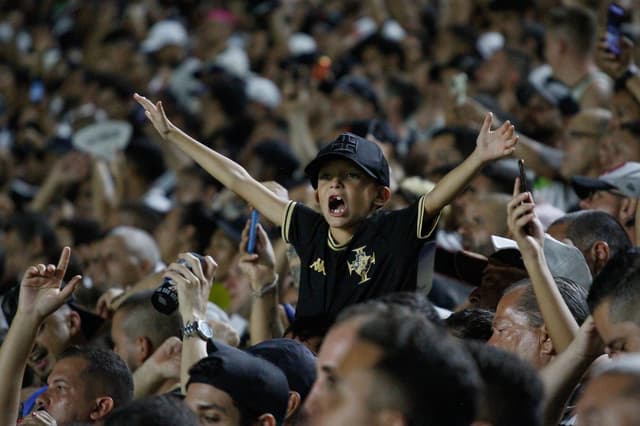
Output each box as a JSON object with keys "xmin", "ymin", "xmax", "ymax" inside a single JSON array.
[{"xmin": 282, "ymin": 195, "xmax": 439, "ymax": 323}]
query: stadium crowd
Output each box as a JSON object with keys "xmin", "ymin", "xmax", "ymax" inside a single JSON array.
[{"xmin": 1, "ymin": 0, "xmax": 640, "ymax": 425}]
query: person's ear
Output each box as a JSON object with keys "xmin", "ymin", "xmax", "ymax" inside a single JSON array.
[
  {"xmin": 314, "ymin": 189, "xmax": 320, "ymax": 205},
  {"xmin": 286, "ymin": 391, "xmax": 302, "ymax": 419},
  {"xmin": 136, "ymin": 335, "xmax": 153, "ymax": 364},
  {"xmin": 256, "ymin": 413, "xmax": 276, "ymax": 426},
  {"xmin": 373, "ymin": 186, "xmax": 391, "ymax": 208},
  {"xmin": 589, "ymin": 241, "xmax": 610, "ymax": 275},
  {"xmin": 67, "ymin": 310, "xmax": 82, "ymax": 338},
  {"xmin": 89, "ymin": 396, "xmax": 114, "ymax": 421},
  {"xmin": 539, "ymin": 324, "xmax": 554, "ymax": 356}
]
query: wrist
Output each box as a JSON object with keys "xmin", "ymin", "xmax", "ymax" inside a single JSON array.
[
  {"xmin": 13, "ymin": 311, "xmax": 43, "ymax": 333},
  {"xmin": 468, "ymin": 149, "xmax": 487, "ymax": 168},
  {"xmin": 252, "ymin": 274, "xmax": 279, "ymax": 299}
]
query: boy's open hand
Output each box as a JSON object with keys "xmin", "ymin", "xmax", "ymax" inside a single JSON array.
[
  {"xmin": 474, "ymin": 113, "xmax": 518, "ymax": 164},
  {"xmin": 18, "ymin": 247, "xmax": 82, "ymax": 323},
  {"xmin": 133, "ymin": 93, "xmax": 174, "ymax": 139}
]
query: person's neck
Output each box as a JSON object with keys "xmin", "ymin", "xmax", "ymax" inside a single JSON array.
[
  {"xmin": 554, "ymin": 57, "xmax": 595, "ymax": 87},
  {"xmin": 329, "ymin": 227, "xmax": 355, "ymax": 246}
]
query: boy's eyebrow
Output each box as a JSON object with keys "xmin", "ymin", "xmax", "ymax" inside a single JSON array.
[{"xmin": 197, "ymin": 402, "xmax": 228, "ymax": 413}]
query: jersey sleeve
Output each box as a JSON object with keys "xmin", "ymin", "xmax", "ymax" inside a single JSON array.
[
  {"xmin": 281, "ymin": 201, "xmax": 326, "ymax": 247},
  {"xmin": 383, "ymin": 195, "xmax": 440, "ymax": 241}
]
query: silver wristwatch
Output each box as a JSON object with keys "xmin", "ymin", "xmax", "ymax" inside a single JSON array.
[{"xmin": 182, "ymin": 320, "xmax": 213, "ymax": 341}]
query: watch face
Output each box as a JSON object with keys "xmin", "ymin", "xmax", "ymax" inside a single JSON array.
[{"xmin": 197, "ymin": 320, "xmax": 213, "ymax": 339}]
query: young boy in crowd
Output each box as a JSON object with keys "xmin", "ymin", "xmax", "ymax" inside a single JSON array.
[{"xmin": 134, "ymin": 94, "xmax": 518, "ymax": 324}]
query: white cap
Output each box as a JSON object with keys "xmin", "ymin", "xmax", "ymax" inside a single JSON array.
[
  {"xmin": 142, "ymin": 20, "xmax": 189, "ymax": 53},
  {"xmin": 289, "ymin": 32, "xmax": 317, "ymax": 56},
  {"xmin": 212, "ymin": 46, "xmax": 249, "ymax": 78},
  {"xmin": 476, "ymin": 31, "xmax": 505, "ymax": 60},
  {"xmin": 246, "ymin": 75, "xmax": 281, "ymax": 109},
  {"xmin": 381, "ymin": 20, "xmax": 406, "ymax": 42}
]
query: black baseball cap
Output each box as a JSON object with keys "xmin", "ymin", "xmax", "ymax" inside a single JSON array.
[
  {"xmin": 304, "ymin": 132, "xmax": 390, "ymax": 189},
  {"xmin": 246, "ymin": 338, "xmax": 317, "ymax": 401},
  {"xmin": 188, "ymin": 339, "xmax": 289, "ymax": 423}
]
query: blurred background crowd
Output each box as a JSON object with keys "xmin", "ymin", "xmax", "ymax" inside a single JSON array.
[{"xmin": 1, "ymin": 0, "xmax": 640, "ymax": 425}]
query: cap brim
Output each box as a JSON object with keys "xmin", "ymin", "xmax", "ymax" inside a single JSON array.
[
  {"xmin": 571, "ymin": 176, "xmax": 615, "ymax": 199},
  {"xmin": 304, "ymin": 152, "xmax": 380, "ymax": 188}
]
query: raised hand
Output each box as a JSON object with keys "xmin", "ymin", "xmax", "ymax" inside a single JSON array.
[
  {"xmin": 17, "ymin": 247, "xmax": 82, "ymax": 322},
  {"xmin": 507, "ymin": 177, "xmax": 544, "ymax": 259},
  {"xmin": 473, "ymin": 113, "xmax": 518, "ymax": 164},
  {"xmin": 133, "ymin": 93, "xmax": 174, "ymax": 139},
  {"xmin": 238, "ymin": 221, "xmax": 277, "ymax": 293},
  {"xmin": 163, "ymin": 253, "xmax": 217, "ymax": 320}
]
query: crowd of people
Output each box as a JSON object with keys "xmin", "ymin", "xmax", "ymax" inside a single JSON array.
[{"xmin": 1, "ymin": 0, "xmax": 640, "ymax": 425}]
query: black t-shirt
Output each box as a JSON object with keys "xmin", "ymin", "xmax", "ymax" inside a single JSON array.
[{"xmin": 282, "ymin": 195, "xmax": 439, "ymax": 322}]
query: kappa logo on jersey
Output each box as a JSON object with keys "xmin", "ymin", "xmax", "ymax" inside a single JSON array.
[
  {"xmin": 347, "ymin": 246, "xmax": 376, "ymax": 284},
  {"xmin": 310, "ymin": 258, "xmax": 326, "ymax": 276}
]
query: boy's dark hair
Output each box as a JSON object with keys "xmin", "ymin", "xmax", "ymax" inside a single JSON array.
[
  {"xmin": 115, "ymin": 290, "xmax": 183, "ymax": 349},
  {"xmin": 59, "ymin": 346, "xmax": 133, "ymax": 409},
  {"xmin": 105, "ymin": 394, "xmax": 199, "ymax": 426},
  {"xmin": 357, "ymin": 310, "xmax": 480, "ymax": 426},
  {"xmin": 446, "ymin": 308, "xmax": 495, "ymax": 342},
  {"xmin": 465, "ymin": 341, "xmax": 544, "ymax": 426},
  {"xmin": 510, "ymin": 277, "xmax": 589, "ymax": 327},
  {"xmin": 587, "ymin": 249, "xmax": 640, "ymax": 324},
  {"xmin": 376, "ymin": 291, "xmax": 445, "ymax": 326},
  {"xmin": 546, "ymin": 6, "xmax": 597, "ymax": 55},
  {"xmin": 550, "ymin": 210, "xmax": 632, "ymax": 265}
]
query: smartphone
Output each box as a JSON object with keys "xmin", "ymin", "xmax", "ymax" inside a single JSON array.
[
  {"xmin": 606, "ymin": 3, "xmax": 626, "ymax": 56},
  {"xmin": 518, "ymin": 159, "xmax": 533, "ymax": 234},
  {"xmin": 518, "ymin": 158, "xmax": 528, "ymax": 195},
  {"xmin": 247, "ymin": 209, "xmax": 260, "ymax": 254}
]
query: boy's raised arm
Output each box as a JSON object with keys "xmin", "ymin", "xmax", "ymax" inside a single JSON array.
[
  {"xmin": 423, "ymin": 113, "xmax": 518, "ymax": 218},
  {"xmin": 134, "ymin": 94, "xmax": 288, "ymax": 225}
]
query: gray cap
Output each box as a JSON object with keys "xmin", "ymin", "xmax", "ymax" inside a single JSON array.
[
  {"xmin": 491, "ymin": 234, "xmax": 592, "ymax": 289},
  {"xmin": 572, "ymin": 162, "xmax": 640, "ymax": 199}
]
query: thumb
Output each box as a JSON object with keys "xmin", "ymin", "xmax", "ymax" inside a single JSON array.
[
  {"xmin": 480, "ymin": 112, "xmax": 493, "ymax": 135},
  {"xmin": 60, "ymin": 276, "xmax": 82, "ymax": 300}
]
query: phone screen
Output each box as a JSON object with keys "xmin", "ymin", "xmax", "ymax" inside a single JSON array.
[{"xmin": 606, "ymin": 3, "xmax": 626, "ymax": 56}]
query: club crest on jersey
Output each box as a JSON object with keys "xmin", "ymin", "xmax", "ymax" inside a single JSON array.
[
  {"xmin": 347, "ymin": 246, "xmax": 375, "ymax": 284},
  {"xmin": 310, "ymin": 257, "xmax": 326, "ymax": 276}
]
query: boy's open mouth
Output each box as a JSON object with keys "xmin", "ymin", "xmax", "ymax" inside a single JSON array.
[{"xmin": 328, "ymin": 195, "xmax": 347, "ymax": 216}]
